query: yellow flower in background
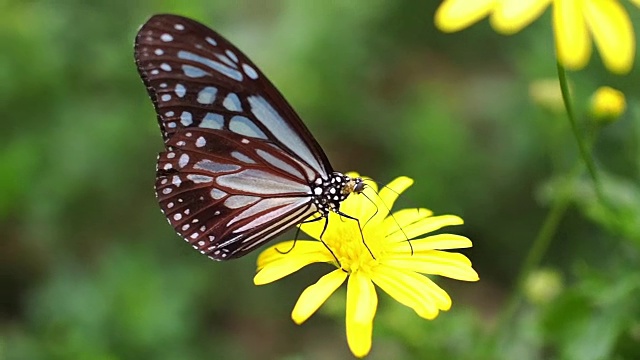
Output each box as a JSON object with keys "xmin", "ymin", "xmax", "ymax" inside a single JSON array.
[
  {"xmin": 254, "ymin": 175, "xmax": 479, "ymax": 358},
  {"xmin": 590, "ymin": 86, "xmax": 626, "ymax": 122},
  {"xmin": 435, "ymin": 0, "xmax": 637, "ymax": 74},
  {"xmin": 529, "ymin": 78, "xmax": 567, "ymax": 113}
]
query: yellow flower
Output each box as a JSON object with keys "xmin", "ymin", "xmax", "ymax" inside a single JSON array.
[
  {"xmin": 590, "ymin": 86, "xmax": 626, "ymax": 122},
  {"xmin": 524, "ymin": 268, "xmax": 564, "ymax": 305},
  {"xmin": 435, "ymin": 0, "xmax": 637, "ymax": 74},
  {"xmin": 254, "ymin": 175, "xmax": 479, "ymax": 358},
  {"xmin": 529, "ymin": 78, "xmax": 566, "ymax": 113}
]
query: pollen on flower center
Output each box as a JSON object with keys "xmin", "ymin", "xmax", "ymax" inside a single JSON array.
[{"xmin": 327, "ymin": 225, "xmax": 383, "ymax": 274}]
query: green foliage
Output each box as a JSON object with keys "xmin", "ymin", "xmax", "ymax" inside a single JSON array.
[{"xmin": 2, "ymin": 0, "xmax": 640, "ymax": 359}]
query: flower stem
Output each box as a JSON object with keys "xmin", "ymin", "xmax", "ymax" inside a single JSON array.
[{"xmin": 556, "ymin": 62, "xmax": 606, "ymax": 203}]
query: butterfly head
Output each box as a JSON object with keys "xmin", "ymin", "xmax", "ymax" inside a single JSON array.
[{"xmin": 342, "ymin": 176, "xmax": 366, "ymax": 196}]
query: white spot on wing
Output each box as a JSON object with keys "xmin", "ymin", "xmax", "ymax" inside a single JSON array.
[
  {"xmin": 215, "ymin": 54, "xmax": 237, "ymax": 68},
  {"xmin": 205, "ymin": 36, "xmax": 217, "ymax": 46},
  {"xmin": 174, "ymin": 24, "xmax": 185, "ymax": 30},
  {"xmin": 161, "ymin": 63, "xmax": 172, "ymax": 72},
  {"xmin": 196, "ymin": 136, "xmax": 206, "ymax": 147},
  {"xmin": 155, "ymin": 49, "xmax": 164, "ymax": 55},
  {"xmin": 194, "ymin": 159, "xmax": 241, "ymax": 173},
  {"xmin": 197, "ymin": 86, "xmax": 217, "ymax": 104},
  {"xmin": 231, "ymin": 151, "xmax": 255, "ymax": 164},
  {"xmin": 229, "ymin": 116, "xmax": 267, "ymax": 139},
  {"xmin": 187, "ymin": 174, "xmax": 213, "ymax": 183},
  {"xmin": 161, "ymin": 34, "xmax": 173, "ymax": 42},
  {"xmin": 175, "ymin": 84, "xmax": 186, "ymax": 98},
  {"xmin": 200, "ymin": 113, "xmax": 224, "ymax": 129},
  {"xmin": 242, "ymin": 63, "xmax": 258, "ymax": 79},
  {"xmin": 180, "ymin": 111, "xmax": 193, "ymax": 126},
  {"xmin": 177, "ymin": 50, "xmax": 243, "ymax": 81},
  {"xmin": 182, "ymin": 65, "xmax": 210, "ymax": 78},
  {"xmin": 223, "ymin": 93, "xmax": 242, "ymax": 112},
  {"xmin": 179, "ymin": 154, "xmax": 190, "ymax": 168},
  {"xmin": 210, "ymin": 188, "xmax": 227, "ymax": 199},
  {"xmin": 225, "ymin": 50, "xmax": 238, "ymax": 63},
  {"xmin": 161, "ymin": 94, "xmax": 171, "ymax": 102}
]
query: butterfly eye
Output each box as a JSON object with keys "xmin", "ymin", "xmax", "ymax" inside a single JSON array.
[
  {"xmin": 135, "ymin": 14, "xmax": 364, "ymax": 260},
  {"xmin": 354, "ymin": 181, "xmax": 367, "ymax": 194}
]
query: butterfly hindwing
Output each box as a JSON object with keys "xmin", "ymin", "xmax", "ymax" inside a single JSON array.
[{"xmin": 154, "ymin": 128, "xmax": 318, "ymax": 259}]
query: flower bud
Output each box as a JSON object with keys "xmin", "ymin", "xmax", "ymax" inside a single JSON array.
[
  {"xmin": 590, "ymin": 86, "xmax": 626, "ymax": 123},
  {"xmin": 524, "ymin": 268, "xmax": 563, "ymax": 305}
]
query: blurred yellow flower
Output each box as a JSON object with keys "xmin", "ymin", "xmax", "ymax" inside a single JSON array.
[
  {"xmin": 435, "ymin": 0, "xmax": 637, "ymax": 74},
  {"xmin": 590, "ymin": 86, "xmax": 626, "ymax": 121},
  {"xmin": 524, "ymin": 268, "xmax": 563, "ymax": 304},
  {"xmin": 254, "ymin": 175, "xmax": 479, "ymax": 358},
  {"xmin": 529, "ymin": 78, "xmax": 566, "ymax": 113}
]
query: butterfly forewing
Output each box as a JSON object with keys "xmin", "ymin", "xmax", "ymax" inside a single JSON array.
[
  {"xmin": 134, "ymin": 14, "xmax": 357, "ymax": 260},
  {"xmin": 134, "ymin": 14, "xmax": 331, "ymax": 175}
]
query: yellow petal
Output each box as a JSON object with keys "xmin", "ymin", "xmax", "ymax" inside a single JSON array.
[
  {"xmin": 490, "ymin": 0, "xmax": 552, "ymax": 34},
  {"xmin": 291, "ymin": 269, "xmax": 347, "ymax": 324},
  {"xmin": 346, "ymin": 272, "xmax": 377, "ymax": 358},
  {"xmin": 359, "ymin": 176, "xmax": 414, "ymax": 224},
  {"xmin": 435, "ymin": 0, "xmax": 497, "ymax": 33},
  {"xmin": 584, "ymin": 0, "xmax": 635, "ymax": 74},
  {"xmin": 383, "ymin": 251, "xmax": 480, "ymax": 281},
  {"xmin": 383, "ymin": 208, "xmax": 433, "ymax": 237},
  {"xmin": 377, "ymin": 176, "xmax": 413, "ymax": 213},
  {"xmin": 256, "ymin": 240, "xmax": 327, "ymax": 269},
  {"xmin": 254, "ymin": 248, "xmax": 333, "ymax": 285},
  {"xmin": 386, "ymin": 215, "xmax": 464, "ymax": 243},
  {"xmin": 553, "ymin": 0, "xmax": 591, "ymax": 70},
  {"xmin": 371, "ymin": 265, "xmax": 452, "ymax": 319},
  {"xmin": 388, "ymin": 234, "xmax": 473, "ymax": 251}
]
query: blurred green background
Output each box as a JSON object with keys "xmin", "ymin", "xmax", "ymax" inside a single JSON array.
[{"xmin": 2, "ymin": 1, "xmax": 640, "ymax": 359}]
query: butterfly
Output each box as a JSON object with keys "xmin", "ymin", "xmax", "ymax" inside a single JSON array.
[{"xmin": 134, "ymin": 14, "xmax": 366, "ymax": 260}]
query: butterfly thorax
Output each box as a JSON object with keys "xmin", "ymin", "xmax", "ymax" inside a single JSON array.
[{"xmin": 312, "ymin": 173, "xmax": 365, "ymax": 215}]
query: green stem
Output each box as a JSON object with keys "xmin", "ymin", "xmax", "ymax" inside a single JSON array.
[{"xmin": 556, "ymin": 62, "xmax": 606, "ymax": 204}]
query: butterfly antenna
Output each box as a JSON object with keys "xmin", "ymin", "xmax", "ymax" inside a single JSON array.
[
  {"xmin": 368, "ymin": 182, "xmax": 414, "ymax": 256},
  {"xmin": 360, "ymin": 191, "xmax": 379, "ymax": 228},
  {"xmin": 368, "ymin": 178, "xmax": 403, "ymax": 197}
]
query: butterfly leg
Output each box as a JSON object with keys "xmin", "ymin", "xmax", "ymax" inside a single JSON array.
[
  {"xmin": 335, "ymin": 211, "xmax": 376, "ymax": 260},
  {"xmin": 318, "ymin": 216, "xmax": 344, "ymax": 270},
  {"xmin": 275, "ymin": 215, "xmax": 324, "ymax": 255}
]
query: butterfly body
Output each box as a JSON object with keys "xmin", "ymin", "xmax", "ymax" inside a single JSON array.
[{"xmin": 135, "ymin": 14, "xmax": 363, "ymax": 260}]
